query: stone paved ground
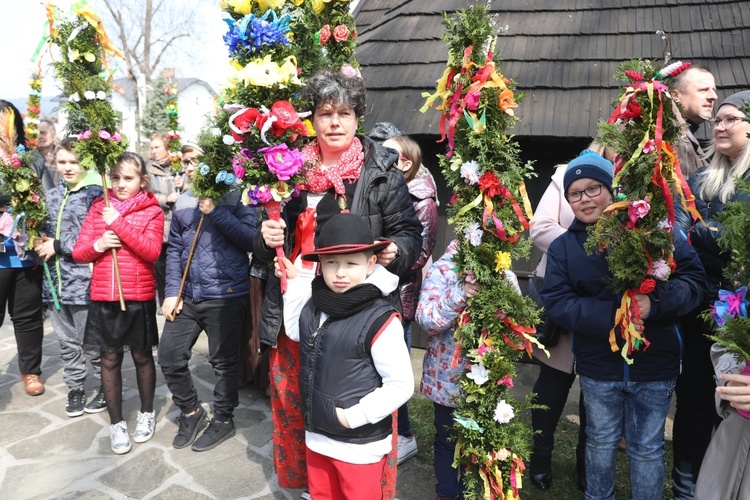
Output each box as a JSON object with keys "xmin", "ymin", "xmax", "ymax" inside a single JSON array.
[{"xmin": 0, "ymin": 313, "xmax": 671, "ymax": 499}]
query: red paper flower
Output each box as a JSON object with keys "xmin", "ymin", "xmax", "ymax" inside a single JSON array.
[
  {"xmin": 639, "ymin": 278, "xmax": 656, "ymax": 294},
  {"xmin": 231, "ymin": 107, "xmax": 265, "ymax": 142},
  {"xmin": 619, "ymin": 100, "xmax": 642, "ymax": 120},
  {"xmin": 333, "ymin": 24, "xmax": 350, "ymax": 43},
  {"xmin": 319, "ymin": 25, "xmax": 331, "ymax": 46},
  {"xmin": 478, "ymin": 171, "xmax": 503, "ymax": 198},
  {"xmin": 625, "ymin": 70, "xmax": 644, "ymax": 82},
  {"xmin": 270, "ymin": 100, "xmax": 307, "ymax": 138}
]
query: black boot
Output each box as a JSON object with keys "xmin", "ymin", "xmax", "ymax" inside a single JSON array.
[
  {"xmin": 576, "ymin": 454, "xmax": 586, "ymax": 492},
  {"xmin": 529, "ymin": 453, "xmax": 552, "ymax": 490}
]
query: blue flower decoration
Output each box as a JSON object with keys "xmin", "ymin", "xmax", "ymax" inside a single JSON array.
[
  {"xmin": 215, "ymin": 170, "xmax": 227, "ymax": 183},
  {"xmin": 224, "ymin": 173, "xmax": 236, "ymax": 185},
  {"xmin": 15, "ymin": 145, "xmax": 26, "ymax": 154},
  {"xmin": 199, "ymin": 163, "xmax": 210, "ymax": 175},
  {"xmin": 223, "ymin": 10, "xmax": 291, "ymax": 55}
]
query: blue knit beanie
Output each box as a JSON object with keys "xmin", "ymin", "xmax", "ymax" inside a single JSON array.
[{"xmin": 563, "ymin": 149, "xmax": 614, "ymax": 194}]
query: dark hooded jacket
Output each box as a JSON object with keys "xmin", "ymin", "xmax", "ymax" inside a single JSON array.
[
  {"xmin": 254, "ymin": 135, "xmax": 422, "ymax": 347},
  {"xmin": 541, "ymin": 218, "xmax": 706, "ymax": 382}
]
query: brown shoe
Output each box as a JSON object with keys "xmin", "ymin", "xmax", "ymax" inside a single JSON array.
[{"xmin": 21, "ymin": 374, "xmax": 45, "ymax": 396}]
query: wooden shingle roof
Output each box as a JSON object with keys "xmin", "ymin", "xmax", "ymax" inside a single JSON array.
[{"xmin": 353, "ymin": 0, "xmax": 750, "ymax": 138}]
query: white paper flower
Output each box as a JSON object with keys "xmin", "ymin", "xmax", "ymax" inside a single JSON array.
[
  {"xmin": 493, "ymin": 399, "xmax": 515, "ymax": 424},
  {"xmin": 466, "ymin": 364, "xmax": 490, "ymax": 385},
  {"xmin": 69, "ymin": 92, "xmax": 80, "ymax": 102},
  {"xmin": 84, "ymin": 91, "xmax": 96, "ymax": 100},
  {"xmin": 96, "ymin": 91, "xmax": 107, "ymax": 100},
  {"xmin": 464, "ymin": 222, "xmax": 482, "ymax": 247},
  {"xmin": 222, "ymin": 134, "xmax": 236, "ymax": 145},
  {"xmin": 210, "ymin": 127, "xmax": 222, "ymax": 136},
  {"xmin": 460, "ymin": 160, "xmax": 480, "ymax": 185}
]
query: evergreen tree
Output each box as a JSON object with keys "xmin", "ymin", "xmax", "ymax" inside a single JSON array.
[{"xmin": 138, "ymin": 76, "xmax": 173, "ymax": 138}]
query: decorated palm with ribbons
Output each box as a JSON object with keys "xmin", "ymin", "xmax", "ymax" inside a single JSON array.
[
  {"xmin": 421, "ymin": 6, "xmax": 542, "ymax": 498},
  {"xmin": 164, "ymin": 81, "xmax": 182, "ymax": 173},
  {"xmin": 46, "ymin": 1, "xmax": 128, "ymax": 310},
  {"xmin": 185, "ymin": 0, "xmax": 321, "ymax": 296},
  {"xmin": 588, "ymin": 60, "xmax": 699, "ymax": 363}
]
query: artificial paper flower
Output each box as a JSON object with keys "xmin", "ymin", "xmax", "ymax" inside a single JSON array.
[
  {"xmin": 227, "ymin": 0, "xmax": 252, "ymax": 15},
  {"xmin": 498, "ymin": 89, "xmax": 517, "ymax": 116},
  {"xmin": 319, "ymin": 25, "xmax": 331, "ymax": 46},
  {"xmin": 460, "ymin": 160, "xmax": 480, "ymax": 185},
  {"xmin": 650, "ymin": 259, "xmax": 670, "ymax": 280},
  {"xmin": 68, "ymin": 49, "xmax": 80, "ymax": 62},
  {"xmin": 493, "ymin": 400, "xmax": 515, "ymax": 424},
  {"xmin": 464, "ymin": 222, "xmax": 483, "ymax": 247},
  {"xmin": 627, "ymin": 198, "xmax": 650, "ymax": 226},
  {"xmin": 494, "ymin": 251, "xmax": 512, "ymax": 272},
  {"xmin": 467, "ymin": 364, "xmax": 490, "ymax": 385},
  {"xmin": 643, "ymin": 139, "xmax": 656, "ymax": 154},
  {"xmin": 257, "ymin": 0, "xmax": 284, "ymax": 13},
  {"xmin": 83, "ymin": 52, "xmax": 96, "ymax": 62},
  {"xmin": 259, "ymin": 143, "xmax": 305, "ymax": 181},
  {"xmin": 333, "ymin": 24, "xmax": 350, "ymax": 43}
]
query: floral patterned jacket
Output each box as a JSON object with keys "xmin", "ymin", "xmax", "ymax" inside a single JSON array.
[{"xmin": 417, "ymin": 240, "xmax": 520, "ymax": 407}]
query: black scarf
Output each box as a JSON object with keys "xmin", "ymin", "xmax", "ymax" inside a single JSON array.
[{"xmin": 311, "ymin": 275, "xmax": 383, "ymax": 319}]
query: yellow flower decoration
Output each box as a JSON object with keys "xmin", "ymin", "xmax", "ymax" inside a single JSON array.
[
  {"xmin": 83, "ymin": 52, "xmax": 96, "ymax": 62},
  {"xmin": 494, "ymin": 251, "xmax": 512, "ymax": 272},
  {"xmin": 302, "ymin": 119, "xmax": 315, "ymax": 136},
  {"xmin": 228, "ymin": 55, "xmax": 301, "ymax": 89},
  {"xmin": 257, "ymin": 0, "xmax": 284, "ymax": 13},
  {"xmin": 68, "ymin": 49, "xmax": 80, "ymax": 62},
  {"xmin": 289, "ymin": 0, "xmax": 303, "ymax": 5},
  {"xmin": 311, "ymin": 0, "xmax": 326, "ymax": 14},
  {"xmin": 227, "ymin": 0, "xmax": 252, "ymax": 15},
  {"xmin": 271, "ymin": 181, "xmax": 292, "ymax": 201}
]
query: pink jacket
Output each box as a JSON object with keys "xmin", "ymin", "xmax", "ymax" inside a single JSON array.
[
  {"xmin": 399, "ymin": 168, "xmax": 438, "ymax": 321},
  {"xmin": 529, "ymin": 165, "xmax": 576, "ymax": 372},
  {"xmin": 73, "ymin": 191, "xmax": 164, "ymax": 302}
]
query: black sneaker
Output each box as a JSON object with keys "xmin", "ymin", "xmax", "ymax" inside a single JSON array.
[
  {"xmin": 191, "ymin": 417, "xmax": 236, "ymax": 452},
  {"xmin": 84, "ymin": 387, "xmax": 107, "ymax": 414},
  {"xmin": 66, "ymin": 388, "xmax": 85, "ymax": 417},
  {"xmin": 173, "ymin": 406, "xmax": 209, "ymax": 449}
]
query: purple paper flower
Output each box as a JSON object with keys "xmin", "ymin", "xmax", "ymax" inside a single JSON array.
[
  {"xmin": 650, "ymin": 259, "xmax": 670, "ymax": 280},
  {"xmin": 111, "ymin": 132, "xmax": 122, "ymax": 142}
]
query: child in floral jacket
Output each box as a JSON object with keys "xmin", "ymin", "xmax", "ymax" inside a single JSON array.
[{"xmin": 416, "ymin": 240, "xmax": 520, "ymax": 500}]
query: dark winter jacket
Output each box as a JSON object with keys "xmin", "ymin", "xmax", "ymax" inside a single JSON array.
[
  {"xmin": 166, "ymin": 188, "xmax": 256, "ymax": 302},
  {"xmin": 299, "ymin": 298, "xmax": 396, "ymax": 444},
  {"xmin": 73, "ymin": 191, "xmax": 164, "ymax": 302},
  {"xmin": 683, "ymin": 166, "xmax": 750, "ymax": 285},
  {"xmin": 147, "ymin": 158, "xmax": 176, "ymax": 243},
  {"xmin": 255, "ymin": 135, "xmax": 422, "ymax": 347},
  {"xmin": 541, "ymin": 218, "xmax": 706, "ymax": 382},
  {"xmin": 399, "ymin": 168, "xmax": 438, "ymax": 321},
  {"xmin": 42, "ymin": 170, "xmax": 103, "ymax": 305}
]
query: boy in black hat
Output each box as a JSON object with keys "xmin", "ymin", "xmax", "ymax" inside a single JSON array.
[{"xmin": 277, "ymin": 213, "xmax": 414, "ymax": 498}]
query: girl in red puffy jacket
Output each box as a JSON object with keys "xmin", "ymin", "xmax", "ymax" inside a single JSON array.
[{"xmin": 73, "ymin": 152, "xmax": 164, "ymax": 455}]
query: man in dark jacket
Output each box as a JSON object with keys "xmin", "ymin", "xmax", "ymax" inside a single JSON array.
[{"xmin": 158, "ymin": 160, "xmax": 257, "ymax": 452}]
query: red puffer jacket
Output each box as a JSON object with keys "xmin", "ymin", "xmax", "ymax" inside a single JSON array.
[{"xmin": 73, "ymin": 191, "xmax": 164, "ymax": 302}]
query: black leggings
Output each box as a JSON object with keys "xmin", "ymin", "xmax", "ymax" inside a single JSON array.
[
  {"xmin": 531, "ymin": 363, "xmax": 587, "ymax": 459},
  {"xmin": 100, "ymin": 349, "xmax": 156, "ymax": 424}
]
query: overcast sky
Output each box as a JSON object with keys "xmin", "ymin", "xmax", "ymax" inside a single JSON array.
[{"xmin": 1, "ymin": 0, "xmax": 229, "ymax": 110}]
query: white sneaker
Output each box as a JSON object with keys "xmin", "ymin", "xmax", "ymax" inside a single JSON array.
[
  {"xmin": 134, "ymin": 411, "xmax": 156, "ymax": 443},
  {"xmin": 110, "ymin": 421, "xmax": 132, "ymax": 454},
  {"xmin": 397, "ymin": 435, "xmax": 418, "ymax": 465},
  {"xmin": 300, "ymin": 492, "xmax": 312, "ymax": 500}
]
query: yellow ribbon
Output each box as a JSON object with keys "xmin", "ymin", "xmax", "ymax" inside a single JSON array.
[
  {"xmin": 74, "ymin": 4, "xmax": 124, "ymax": 60},
  {"xmin": 449, "ymin": 192, "xmax": 483, "ymax": 224},
  {"xmin": 518, "ymin": 181, "xmax": 534, "ymax": 225}
]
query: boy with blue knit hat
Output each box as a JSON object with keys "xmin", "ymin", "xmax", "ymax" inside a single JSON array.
[{"xmin": 541, "ymin": 149, "xmax": 707, "ymax": 499}]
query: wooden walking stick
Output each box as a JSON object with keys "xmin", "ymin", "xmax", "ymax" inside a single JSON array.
[
  {"xmin": 171, "ymin": 213, "xmax": 205, "ymax": 319},
  {"xmin": 101, "ymin": 173, "xmax": 126, "ymax": 311}
]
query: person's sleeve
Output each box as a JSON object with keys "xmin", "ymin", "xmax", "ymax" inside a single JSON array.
[
  {"xmin": 342, "ymin": 314, "xmax": 414, "ymax": 429},
  {"xmin": 646, "ymin": 231, "xmax": 707, "ymax": 320},
  {"xmin": 109, "ymin": 207, "xmax": 164, "ymax": 263},
  {"xmin": 72, "ymin": 206, "xmax": 103, "ymax": 264},
  {"xmin": 415, "ymin": 248, "xmax": 468, "ymax": 335},
  {"xmin": 207, "ymin": 197, "xmax": 257, "ymax": 252},
  {"xmin": 380, "ymin": 171, "xmax": 423, "ymax": 276},
  {"xmin": 541, "ymin": 241, "xmax": 617, "ymax": 338},
  {"xmin": 281, "ymin": 275, "xmax": 313, "ymax": 342},
  {"xmin": 530, "ymin": 168, "xmax": 569, "ymax": 254}
]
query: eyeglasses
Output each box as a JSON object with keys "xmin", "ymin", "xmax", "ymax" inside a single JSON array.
[
  {"xmin": 709, "ymin": 116, "xmax": 745, "ymax": 130},
  {"xmin": 565, "ymin": 183, "xmax": 604, "ymax": 203},
  {"xmin": 181, "ymin": 159, "xmax": 197, "ymax": 167}
]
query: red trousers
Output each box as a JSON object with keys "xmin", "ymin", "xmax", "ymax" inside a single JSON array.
[{"xmin": 306, "ymin": 447, "xmax": 387, "ymax": 499}]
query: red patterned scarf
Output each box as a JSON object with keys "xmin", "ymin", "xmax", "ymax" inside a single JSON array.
[
  {"xmin": 301, "ymin": 137, "xmax": 364, "ymax": 195},
  {"xmin": 107, "ymin": 188, "xmax": 148, "ymax": 215}
]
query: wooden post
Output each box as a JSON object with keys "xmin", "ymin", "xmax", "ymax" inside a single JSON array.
[{"xmin": 172, "ymin": 213, "xmax": 205, "ymax": 317}]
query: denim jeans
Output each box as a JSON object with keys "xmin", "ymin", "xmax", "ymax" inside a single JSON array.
[
  {"xmin": 158, "ymin": 296, "xmax": 246, "ymax": 419},
  {"xmin": 434, "ymin": 402, "xmax": 464, "ymax": 497},
  {"xmin": 580, "ymin": 376, "xmax": 675, "ymax": 500}
]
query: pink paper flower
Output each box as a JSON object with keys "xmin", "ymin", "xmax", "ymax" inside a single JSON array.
[
  {"xmin": 465, "ymin": 91, "xmax": 481, "ymax": 111},
  {"xmin": 627, "ymin": 197, "xmax": 650, "ymax": 226},
  {"xmin": 650, "ymin": 259, "xmax": 670, "ymax": 280},
  {"xmin": 642, "ymin": 139, "xmax": 656, "ymax": 154},
  {"xmin": 10, "ymin": 154, "xmax": 21, "ymax": 169},
  {"xmin": 259, "ymin": 144, "xmax": 305, "ymax": 181},
  {"xmin": 78, "ymin": 130, "xmax": 92, "ymax": 140},
  {"xmin": 111, "ymin": 132, "xmax": 122, "ymax": 142},
  {"xmin": 98, "ymin": 130, "xmax": 111, "ymax": 140}
]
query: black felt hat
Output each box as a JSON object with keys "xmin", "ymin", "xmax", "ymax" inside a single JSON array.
[{"xmin": 302, "ymin": 213, "xmax": 391, "ymax": 261}]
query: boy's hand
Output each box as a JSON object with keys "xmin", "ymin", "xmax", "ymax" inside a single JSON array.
[
  {"xmin": 198, "ymin": 197, "xmax": 216, "ymax": 214},
  {"xmin": 162, "ymin": 296, "xmax": 183, "ymax": 321},
  {"xmin": 274, "ymin": 256, "xmax": 298, "ymax": 280},
  {"xmin": 634, "ymin": 293, "xmax": 651, "ymax": 319},
  {"xmin": 336, "ymin": 407, "xmax": 351, "ymax": 429},
  {"xmin": 98, "ymin": 230, "xmax": 121, "ymax": 250},
  {"xmin": 261, "ymin": 219, "xmax": 286, "ymax": 248},
  {"xmin": 376, "ymin": 242, "xmax": 398, "ymax": 267},
  {"xmin": 34, "ymin": 236, "xmax": 56, "ymax": 261}
]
